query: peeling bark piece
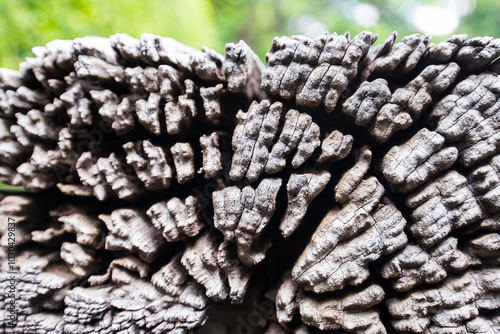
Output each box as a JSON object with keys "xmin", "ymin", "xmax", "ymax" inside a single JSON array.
[
  {"xmin": 358, "ymin": 31, "xmax": 397, "ymax": 82},
  {"xmin": 10, "ymin": 86, "xmax": 51, "ymax": 111},
  {"xmin": 62, "ymin": 285, "xmax": 115, "ymax": 333},
  {"xmin": 76, "ymin": 152, "xmax": 115, "ymax": 201},
  {"xmin": 191, "ymin": 46, "xmax": 225, "ymax": 84},
  {"xmin": 199, "ymin": 132, "xmax": 222, "ymax": 178},
  {"xmin": 382, "ymin": 128, "xmax": 458, "ymax": 192},
  {"xmin": 139, "ymin": 33, "xmax": 201, "ymax": 69},
  {"xmin": 454, "ymin": 36, "xmax": 500, "ymax": 70},
  {"xmin": 292, "ymin": 121, "xmax": 320, "ymax": 168},
  {"xmin": 200, "ymin": 83, "xmax": 224, "ymax": 122},
  {"xmin": 276, "ymin": 274, "xmax": 300, "ymax": 324},
  {"xmin": 343, "ymin": 78, "xmax": 391, "ymax": 126},
  {"xmin": 0, "ymin": 195, "xmax": 48, "ymax": 247},
  {"xmin": 135, "ymin": 92, "xmax": 162, "ymax": 135},
  {"xmin": 109, "ymin": 33, "xmax": 142, "ymax": 63},
  {"xmin": 280, "ymin": 170, "xmax": 331, "ymax": 237},
  {"xmin": 90, "ymin": 90, "xmax": 136, "ymax": 136},
  {"xmin": 0, "ymin": 68, "xmax": 25, "ymax": 90},
  {"xmin": 141, "ymin": 293, "xmax": 208, "ymax": 333},
  {"xmin": 59, "ymin": 81, "xmax": 94, "ymax": 126},
  {"xmin": 31, "ymin": 225, "xmax": 66, "ymax": 245},
  {"xmin": 263, "ymin": 31, "xmax": 377, "ymax": 111},
  {"xmin": 123, "ymin": 140, "xmax": 173, "ymax": 191},
  {"xmin": 467, "ymin": 154, "xmax": 500, "ymax": 216},
  {"xmin": 229, "ymin": 100, "xmax": 282, "ymax": 182},
  {"xmin": 54, "ymin": 209, "xmax": 105, "ymax": 249},
  {"xmin": 10, "ymin": 124, "xmax": 33, "ymax": 148},
  {"xmin": 28, "ymin": 145, "xmax": 54, "ymax": 172},
  {"xmin": 335, "ymin": 146, "xmax": 372, "ymax": 204},
  {"xmin": 170, "ymin": 142, "xmax": 195, "ymax": 184},
  {"xmin": 8, "ymin": 313, "xmax": 64, "ymax": 334},
  {"xmin": 367, "ymin": 33, "xmax": 432, "ymax": 79},
  {"xmin": 381, "ymin": 237, "xmax": 472, "ymax": 292},
  {"xmin": 97, "ymin": 153, "xmax": 146, "ymax": 200},
  {"xmin": 60, "ymin": 242, "xmax": 100, "ymax": 277},
  {"xmin": 406, "ymin": 170, "xmax": 485, "ymax": 248},
  {"xmin": 368, "ymin": 63, "xmax": 460, "ymax": 142},
  {"xmin": 0, "ymin": 263, "xmax": 79, "ymax": 315},
  {"xmin": 73, "ymin": 36, "xmax": 118, "ymax": 65},
  {"xmin": 292, "ymin": 173, "xmax": 401, "ymax": 292},
  {"xmin": 466, "ymin": 233, "xmax": 500, "ymax": 266},
  {"xmin": 294, "ymin": 195, "xmax": 406, "ymax": 293},
  {"xmin": 181, "ymin": 231, "xmax": 228, "ymax": 301},
  {"xmin": 151, "ymin": 253, "xmax": 188, "ymax": 295},
  {"xmin": 74, "ymin": 55, "xmax": 124, "ymax": 83},
  {"xmin": 266, "ymin": 109, "xmax": 312, "ymax": 174},
  {"xmin": 316, "ymin": 130, "xmax": 353, "ymax": 163},
  {"xmin": 224, "ymin": 40, "xmax": 265, "ymax": 97},
  {"xmin": 99, "ymin": 208, "xmax": 165, "ymax": 263},
  {"xmin": 387, "ymin": 268, "xmax": 500, "ymax": 333},
  {"xmin": 158, "ymin": 64, "xmax": 185, "ymax": 99},
  {"xmin": 89, "ymin": 255, "xmax": 150, "ymax": 285},
  {"xmin": 398, "ymin": 63, "xmax": 460, "ymax": 119},
  {"xmin": 27, "ymin": 38, "xmax": 74, "ymax": 79},
  {"xmin": 466, "ymin": 316, "xmax": 500, "ymax": 334},
  {"xmin": 164, "ymin": 101, "xmax": 184, "ymax": 135},
  {"xmin": 213, "ymin": 178, "xmax": 282, "ymax": 266},
  {"xmin": 164, "ymin": 80, "xmax": 197, "ymax": 136},
  {"xmin": 0, "ymin": 135, "xmax": 28, "ymax": 167},
  {"xmin": 124, "ymin": 66, "xmax": 159, "ymax": 93},
  {"xmin": 151, "ymin": 252, "xmax": 209, "ymax": 314},
  {"xmin": 299, "ymin": 284, "xmax": 387, "ymax": 333},
  {"xmin": 147, "ymin": 196, "xmax": 203, "ymax": 242},
  {"xmin": 425, "ymin": 34, "xmax": 468, "ymax": 64},
  {"xmin": 431, "ymin": 72, "xmax": 500, "ymax": 167},
  {"xmin": 217, "ymin": 241, "xmax": 252, "ymax": 304},
  {"xmin": 51, "ymin": 127, "xmax": 81, "ymax": 168},
  {"xmin": 12, "ymin": 161, "xmax": 58, "ymax": 192},
  {"xmin": 245, "ymin": 102, "xmax": 283, "ymax": 181},
  {"xmin": 16, "ymin": 109, "xmax": 60, "ymax": 141}
]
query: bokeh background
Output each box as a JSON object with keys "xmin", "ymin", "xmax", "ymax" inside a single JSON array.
[{"xmin": 1, "ymin": 0, "xmax": 499, "ymax": 70}]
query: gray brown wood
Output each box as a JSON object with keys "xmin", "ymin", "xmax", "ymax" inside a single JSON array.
[{"xmin": 0, "ymin": 30, "xmax": 499, "ymax": 334}]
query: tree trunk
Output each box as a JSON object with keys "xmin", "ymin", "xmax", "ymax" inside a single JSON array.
[{"xmin": 0, "ymin": 31, "xmax": 499, "ymax": 333}]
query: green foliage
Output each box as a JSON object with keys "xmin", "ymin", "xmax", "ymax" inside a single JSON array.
[{"xmin": 0, "ymin": 0, "xmax": 221, "ymax": 69}]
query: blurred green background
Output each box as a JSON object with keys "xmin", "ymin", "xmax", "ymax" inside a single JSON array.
[{"xmin": 1, "ymin": 0, "xmax": 499, "ymax": 70}]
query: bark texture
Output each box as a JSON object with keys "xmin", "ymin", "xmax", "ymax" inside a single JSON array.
[{"xmin": 0, "ymin": 31, "xmax": 499, "ymax": 334}]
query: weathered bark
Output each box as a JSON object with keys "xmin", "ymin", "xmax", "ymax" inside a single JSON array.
[{"xmin": 0, "ymin": 30, "xmax": 499, "ymax": 334}]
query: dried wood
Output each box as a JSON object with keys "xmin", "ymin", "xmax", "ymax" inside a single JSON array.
[{"xmin": 0, "ymin": 30, "xmax": 499, "ymax": 334}]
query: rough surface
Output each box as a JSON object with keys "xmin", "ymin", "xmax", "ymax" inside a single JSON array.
[
  {"xmin": 212, "ymin": 178, "xmax": 282, "ymax": 266},
  {"xmin": 292, "ymin": 151, "xmax": 407, "ymax": 293},
  {"xmin": 229, "ymin": 99, "xmax": 283, "ymax": 182},
  {"xmin": 0, "ymin": 30, "xmax": 499, "ymax": 334},
  {"xmin": 280, "ymin": 170, "xmax": 331, "ymax": 237},
  {"xmin": 430, "ymin": 72, "xmax": 500, "ymax": 167},
  {"xmin": 99, "ymin": 208, "xmax": 165, "ymax": 263},
  {"xmin": 147, "ymin": 195, "xmax": 203, "ymax": 242},
  {"xmin": 387, "ymin": 268, "xmax": 500, "ymax": 333},
  {"xmin": 123, "ymin": 140, "xmax": 173, "ymax": 191},
  {"xmin": 263, "ymin": 31, "xmax": 377, "ymax": 111},
  {"xmin": 381, "ymin": 128, "xmax": 459, "ymax": 192},
  {"xmin": 405, "ymin": 170, "xmax": 485, "ymax": 248},
  {"xmin": 199, "ymin": 132, "xmax": 222, "ymax": 179}
]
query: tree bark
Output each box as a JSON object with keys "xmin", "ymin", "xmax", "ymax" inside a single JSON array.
[{"xmin": 0, "ymin": 31, "xmax": 499, "ymax": 333}]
